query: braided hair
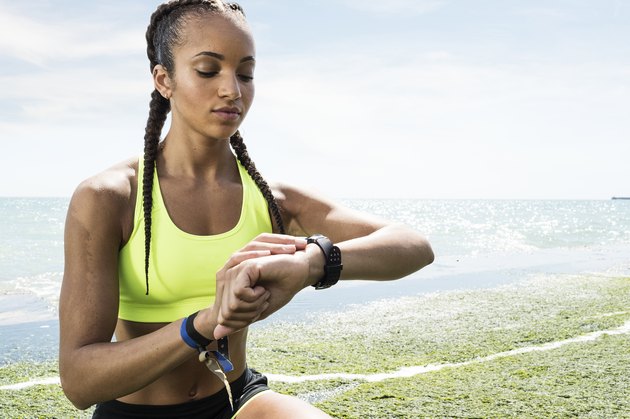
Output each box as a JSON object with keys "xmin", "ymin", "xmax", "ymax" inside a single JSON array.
[{"xmin": 142, "ymin": 0, "xmax": 285, "ymax": 294}]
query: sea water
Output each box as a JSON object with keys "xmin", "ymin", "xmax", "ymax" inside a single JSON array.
[{"xmin": 1, "ymin": 198, "xmax": 629, "ymax": 364}]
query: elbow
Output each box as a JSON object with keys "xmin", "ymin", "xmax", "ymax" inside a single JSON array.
[
  {"xmin": 61, "ymin": 381, "xmax": 93, "ymax": 410},
  {"xmin": 419, "ymin": 238, "xmax": 434, "ymax": 268},
  {"xmin": 391, "ymin": 233, "xmax": 434, "ymax": 279},
  {"xmin": 60, "ymin": 365, "xmax": 95, "ymax": 410},
  {"xmin": 390, "ymin": 225, "xmax": 434, "ymax": 276},
  {"xmin": 405, "ymin": 232, "xmax": 433, "ymax": 273}
]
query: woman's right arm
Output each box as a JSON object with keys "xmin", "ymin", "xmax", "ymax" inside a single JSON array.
[
  {"xmin": 59, "ymin": 174, "xmax": 205, "ymax": 409},
  {"xmin": 59, "ymin": 172, "xmax": 291, "ymax": 409}
]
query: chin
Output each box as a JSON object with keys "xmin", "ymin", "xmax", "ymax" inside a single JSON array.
[
  {"xmin": 204, "ymin": 130, "xmax": 238, "ymax": 141},
  {"xmin": 204, "ymin": 122, "xmax": 242, "ymax": 140}
]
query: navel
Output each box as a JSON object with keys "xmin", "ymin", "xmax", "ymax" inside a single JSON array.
[{"xmin": 188, "ymin": 383, "xmax": 199, "ymax": 399}]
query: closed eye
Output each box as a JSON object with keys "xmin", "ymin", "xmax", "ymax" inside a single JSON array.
[
  {"xmin": 196, "ymin": 70, "xmax": 218, "ymax": 78},
  {"xmin": 238, "ymin": 74, "xmax": 254, "ymax": 82}
]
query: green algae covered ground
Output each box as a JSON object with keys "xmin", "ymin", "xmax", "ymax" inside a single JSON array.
[{"xmin": 1, "ymin": 273, "xmax": 629, "ymax": 418}]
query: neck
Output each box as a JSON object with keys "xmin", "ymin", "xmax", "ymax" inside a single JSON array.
[{"xmin": 158, "ymin": 129, "xmax": 236, "ymax": 181}]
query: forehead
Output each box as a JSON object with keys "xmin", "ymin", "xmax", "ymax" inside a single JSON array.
[{"xmin": 175, "ymin": 13, "xmax": 255, "ymax": 59}]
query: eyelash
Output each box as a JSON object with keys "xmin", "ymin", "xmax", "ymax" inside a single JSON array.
[
  {"xmin": 196, "ymin": 71, "xmax": 254, "ymax": 82},
  {"xmin": 197, "ymin": 71, "xmax": 218, "ymax": 78}
]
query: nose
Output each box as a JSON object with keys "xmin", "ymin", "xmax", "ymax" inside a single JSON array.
[{"xmin": 218, "ymin": 73, "xmax": 241, "ymax": 100}]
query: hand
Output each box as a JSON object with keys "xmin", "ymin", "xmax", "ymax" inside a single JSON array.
[
  {"xmin": 247, "ymin": 250, "xmax": 317, "ymax": 321},
  {"xmin": 210, "ymin": 234, "xmax": 307, "ymax": 338}
]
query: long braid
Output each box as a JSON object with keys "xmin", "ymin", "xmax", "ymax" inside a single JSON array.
[
  {"xmin": 141, "ymin": 0, "xmax": 283, "ymax": 294},
  {"xmin": 230, "ymin": 131, "xmax": 286, "ymax": 234},
  {"xmin": 141, "ymin": 91, "xmax": 169, "ymax": 295}
]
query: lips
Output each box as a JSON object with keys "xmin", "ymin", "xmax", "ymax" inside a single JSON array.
[
  {"xmin": 212, "ymin": 106, "xmax": 241, "ymax": 121},
  {"xmin": 213, "ymin": 107, "xmax": 240, "ymax": 115},
  {"xmin": 213, "ymin": 106, "xmax": 240, "ymax": 114}
]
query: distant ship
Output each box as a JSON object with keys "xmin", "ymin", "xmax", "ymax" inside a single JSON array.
[{"xmin": 612, "ymin": 197, "xmax": 630, "ymax": 200}]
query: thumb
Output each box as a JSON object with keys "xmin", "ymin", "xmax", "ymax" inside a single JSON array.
[{"xmin": 213, "ymin": 324, "xmax": 236, "ymax": 340}]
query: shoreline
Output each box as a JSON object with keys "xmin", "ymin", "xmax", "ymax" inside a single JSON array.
[
  {"xmin": 1, "ymin": 272, "xmax": 629, "ymax": 417},
  {"xmin": 2, "ymin": 243, "xmax": 630, "ymax": 365}
]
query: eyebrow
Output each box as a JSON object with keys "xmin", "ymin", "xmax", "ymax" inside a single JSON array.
[{"xmin": 193, "ymin": 51, "xmax": 255, "ymax": 63}]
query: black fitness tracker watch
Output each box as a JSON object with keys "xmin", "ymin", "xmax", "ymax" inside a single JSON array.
[{"xmin": 306, "ymin": 234, "xmax": 343, "ymax": 289}]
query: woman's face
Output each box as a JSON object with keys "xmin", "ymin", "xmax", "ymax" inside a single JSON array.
[{"xmin": 167, "ymin": 13, "xmax": 255, "ymax": 141}]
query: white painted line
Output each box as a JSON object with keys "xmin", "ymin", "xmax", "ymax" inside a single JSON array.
[
  {"xmin": 268, "ymin": 319, "xmax": 630, "ymax": 383},
  {"xmin": 0, "ymin": 376, "xmax": 60, "ymax": 390},
  {"xmin": 2, "ymin": 319, "xmax": 628, "ymax": 390}
]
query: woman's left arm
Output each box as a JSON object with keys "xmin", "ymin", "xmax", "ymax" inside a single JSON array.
[{"xmin": 274, "ymin": 183, "xmax": 434, "ymax": 282}]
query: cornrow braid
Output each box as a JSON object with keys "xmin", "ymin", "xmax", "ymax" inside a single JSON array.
[
  {"xmin": 225, "ymin": 2, "xmax": 245, "ymax": 16},
  {"xmin": 140, "ymin": 0, "xmax": 282, "ymax": 295},
  {"xmin": 142, "ymin": 90, "xmax": 170, "ymax": 295},
  {"xmin": 230, "ymin": 131, "xmax": 286, "ymax": 234}
]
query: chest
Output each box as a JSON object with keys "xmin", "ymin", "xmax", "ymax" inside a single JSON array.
[{"xmin": 158, "ymin": 177, "xmax": 243, "ymax": 236}]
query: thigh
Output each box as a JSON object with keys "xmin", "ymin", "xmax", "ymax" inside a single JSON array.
[{"xmin": 234, "ymin": 391, "xmax": 331, "ymax": 419}]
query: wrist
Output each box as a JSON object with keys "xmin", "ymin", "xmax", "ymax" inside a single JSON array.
[
  {"xmin": 180, "ymin": 311, "xmax": 213, "ymax": 351},
  {"xmin": 193, "ymin": 309, "xmax": 218, "ymax": 341},
  {"xmin": 305, "ymin": 234, "xmax": 343, "ymax": 290},
  {"xmin": 305, "ymin": 243, "xmax": 326, "ymax": 288}
]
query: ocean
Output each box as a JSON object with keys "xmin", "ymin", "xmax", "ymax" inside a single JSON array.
[{"xmin": 1, "ymin": 198, "xmax": 629, "ymax": 366}]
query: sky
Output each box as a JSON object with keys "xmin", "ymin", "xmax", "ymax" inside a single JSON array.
[{"xmin": 1, "ymin": 0, "xmax": 629, "ymax": 199}]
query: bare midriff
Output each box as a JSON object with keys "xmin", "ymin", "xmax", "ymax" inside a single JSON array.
[{"xmin": 115, "ymin": 320, "xmax": 249, "ymax": 405}]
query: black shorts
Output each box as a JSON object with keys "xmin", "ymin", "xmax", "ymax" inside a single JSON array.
[{"xmin": 92, "ymin": 368, "xmax": 270, "ymax": 419}]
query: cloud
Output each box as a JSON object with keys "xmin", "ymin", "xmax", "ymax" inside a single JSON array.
[
  {"xmin": 244, "ymin": 43, "xmax": 630, "ymax": 198},
  {"xmin": 1, "ymin": 67, "xmax": 151, "ymax": 122},
  {"xmin": 512, "ymin": 6, "xmax": 577, "ymax": 21},
  {"xmin": 0, "ymin": 5, "xmax": 144, "ymax": 66},
  {"xmin": 341, "ymin": 0, "xmax": 447, "ymax": 15},
  {"xmin": 2, "ymin": 0, "xmax": 628, "ymax": 199}
]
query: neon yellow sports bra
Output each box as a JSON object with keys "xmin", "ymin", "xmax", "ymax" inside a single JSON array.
[{"xmin": 118, "ymin": 157, "xmax": 273, "ymax": 323}]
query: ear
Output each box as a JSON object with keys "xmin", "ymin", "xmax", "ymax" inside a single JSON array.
[{"xmin": 153, "ymin": 64, "xmax": 173, "ymax": 100}]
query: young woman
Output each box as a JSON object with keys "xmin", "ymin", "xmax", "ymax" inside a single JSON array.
[{"xmin": 59, "ymin": 1, "xmax": 434, "ymax": 417}]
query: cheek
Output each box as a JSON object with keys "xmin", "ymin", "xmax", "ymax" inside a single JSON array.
[
  {"xmin": 242, "ymin": 83, "xmax": 255, "ymax": 107},
  {"xmin": 177, "ymin": 80, "xmax": 213, "ymax": 112}
]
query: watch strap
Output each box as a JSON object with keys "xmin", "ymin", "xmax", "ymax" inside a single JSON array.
[{"xmin": 307, "ymin": 234, "xmax": 343, "ymax": 289}]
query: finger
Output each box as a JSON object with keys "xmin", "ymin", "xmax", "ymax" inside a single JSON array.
[
  {"xmin": 216, "ymin": 313, "xmax": 260, "ymax": 331},
  {"xmin": 293, "ymin": 237, "xmax": 307, "ymax": 250},
  {"xmin": 224, "ymin": 291, "xmax": 268, "ymax": 313},
  {"xmin": 230, "ymin": 260, "xmax": 263, "ymax": 288},
  {"xmin": 222, "ymin": 293, "xmax": 269, "ymax": 318},
  {"xmin": 223, "ymin": 250, "xmax": 271, "ymax": 270},
  {"xmin": 240, "ymin": 242, "xmax": 298, "ymax": 254},
  {"xmin": 234, "ymin": 285, "xmax": 269, "ymax": 303},
  {"xmin": 257, "ymin": 307, "xmax": 272, "ymax": 322},
  {"xmin": 254, "ymin": 233, "xmax": 299, "ymax": 243},
  {"xmin": 217, "ymin": 309, "xmax": 257, "ymax": 328},
  {"xmin": 250, "ymin": 301, "xmax": 271, "ymax": 324},
  {"xmin": 220, "ymin": 308, "xmax": 264, "ymax": 322},
  {"xmin": 248, "ymin": 233, "xmax": 307, "ymax": 248},
  {"xmin": 216, "ymin": 298, "xmax": 270, "ymax": 333},
  {"xmin": 213, "ymin": 324, "xmax": 235, "ymax": 339}
]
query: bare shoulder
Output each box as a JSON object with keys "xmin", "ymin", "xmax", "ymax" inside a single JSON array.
[
  {"xmin": 68, "ymin": 157, "xmax": 139, "ymax": 234},
  {"xmin": 270, "ymin": 181, "xmax": 387, "ymax": 241},
  {"xmin": 270, "ymin": 181, "xmax": 332, "ymax": 218}
]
